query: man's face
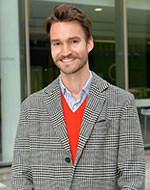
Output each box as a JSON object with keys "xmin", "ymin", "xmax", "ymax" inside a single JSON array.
[{"xmin": 50, "ymin": 21, "xmax": 93, "ymax": 75}]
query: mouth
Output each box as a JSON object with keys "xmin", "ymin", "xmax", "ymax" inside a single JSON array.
[{"xmin": 61, "ymin": 58, "xmax": 74, "ymax": 63}]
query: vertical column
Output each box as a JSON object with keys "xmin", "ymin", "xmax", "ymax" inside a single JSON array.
[
  {"xmin": 0, "ymin": 0, "xmax": 21, "ymax": 162},
  {"xmin": 115, "ymin": 0, "xmax": 129, "ymax": 90},
  {"xmin": 25, "ymin": 0, "xmax": 31, "ymax": 96}
]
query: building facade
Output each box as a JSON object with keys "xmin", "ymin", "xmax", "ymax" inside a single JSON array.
[{"xmin": 0, "ymin": 0, "xmax": 150, "ymax": 165}]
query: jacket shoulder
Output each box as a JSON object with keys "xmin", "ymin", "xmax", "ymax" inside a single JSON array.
[
  {"xmin": 21, "ymin": 77, "xmax": 59, "ymax": 109},
  {"xmin": 92, "ymin": 72, "xmax": 135, "ymax": 105}
]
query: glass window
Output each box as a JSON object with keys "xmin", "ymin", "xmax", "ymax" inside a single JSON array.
[
  {"xmin": 127, "ymin": 0, "xmax": 150, "ymax": 147},
  {"xmin": 29, "ymin": 0, "xmax": 123, "ymax": 94},
  {"xmin": 0, "ymin": 0, "xmax": 26, "ymax": 165}
]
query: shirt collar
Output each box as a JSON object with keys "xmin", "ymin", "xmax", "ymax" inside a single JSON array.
[{"xmin": 59, "ymin": 71, "xmax": 93, "ymax": 96}]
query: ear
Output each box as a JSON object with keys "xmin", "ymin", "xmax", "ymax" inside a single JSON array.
[{"xmin": 87, "ymin": 36, "xmax": 94, "ymax": 53}]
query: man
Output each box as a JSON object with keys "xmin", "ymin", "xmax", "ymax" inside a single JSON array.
[{"xmin": 11, "ymin": 3, "xmax": 145, "ymax": 190}]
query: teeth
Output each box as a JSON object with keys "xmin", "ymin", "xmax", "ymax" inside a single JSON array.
[{"xmin": 62, "ymin": 59, "xmax": 73, "ymax": 63}]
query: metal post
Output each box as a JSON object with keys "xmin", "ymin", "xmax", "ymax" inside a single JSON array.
[
  {"xmin": 115, "ymin": 0, "xmax": 129, "ymax": 90},
  {"xmin": 25, "ymin": 0, "xmax": 31, "ymax": 96},
  {"xmin": 123, "ymin": 0, "xmax": 129, "ymax": 90}
]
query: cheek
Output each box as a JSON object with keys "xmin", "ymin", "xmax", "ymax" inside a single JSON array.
[
  {"xmin": 51, "ymin": 48, "xmax": 59, "ymax": 60},
  {"xmin": 80, "ymin": 47, "xmax": 89, "ymax": 57},
  {"xmin": 73, "ymin": 45, "xmax": 88, "ymax": 55}
]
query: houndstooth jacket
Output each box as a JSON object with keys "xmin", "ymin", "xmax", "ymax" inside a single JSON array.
[{"xmin": 11, "ymin": 72, "xmax": 145, "ymax": 190}]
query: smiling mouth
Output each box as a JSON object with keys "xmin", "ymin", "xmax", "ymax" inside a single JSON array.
[{"xmin": 61, "ymin": 58, "xmax": 74, "ymax": 63}]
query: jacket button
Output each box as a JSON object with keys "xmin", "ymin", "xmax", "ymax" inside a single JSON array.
[{"xmin": 65, "ymin": 157, "xmax": 71, "ymax": 163}]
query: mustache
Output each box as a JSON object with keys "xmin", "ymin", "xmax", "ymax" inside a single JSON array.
[{"xmin": 55, "ymin": 54, "xmax": 80, "ymax": 62}]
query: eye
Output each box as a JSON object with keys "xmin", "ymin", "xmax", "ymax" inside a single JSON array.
[
  {"xmin": 53, "ymin": 42, "xmax": 60, "ymax": 46},
  {"xmin": 71, "ymin": 39, "xmax": 79, "ymax": 44},
  {"xmin": 51, "ymin": 41, "xmax": 61, "ymax": 47}
]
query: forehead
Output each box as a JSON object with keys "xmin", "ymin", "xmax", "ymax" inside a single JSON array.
[{"xmin": 50, "ymin": 21, "xmax": 86, "ymax": 40}]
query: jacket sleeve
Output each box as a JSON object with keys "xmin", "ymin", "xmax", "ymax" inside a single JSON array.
[
  {"xmin": 117, "ymin": 95, "xmax": 145, "ymax": 189},
  {"xmin": 11, "ymin": 102, "xmax": 34, "ymax": 190}
]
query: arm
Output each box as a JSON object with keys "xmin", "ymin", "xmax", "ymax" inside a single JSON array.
[
  {"xmin": 117, "ymin": 95, "xmax": 145, "ymax": 189},
  {"xmin": 11, "ymin": 102, "xmax": 34, "ymax": 190}
]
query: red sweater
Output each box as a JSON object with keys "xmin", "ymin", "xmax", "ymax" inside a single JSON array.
[{"xmin": 61, "ymin": 93, "xmax": 88, "ymax": 164}]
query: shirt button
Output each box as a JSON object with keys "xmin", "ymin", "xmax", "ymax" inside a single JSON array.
[{"xmin": 65, "ymin": 157, "xmax": 71, "ymax": 163}]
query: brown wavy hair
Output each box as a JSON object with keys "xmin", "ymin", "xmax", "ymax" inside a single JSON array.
[{"xmin": 44, "ymin": 4, "xmax": 92, "ymax": 40}]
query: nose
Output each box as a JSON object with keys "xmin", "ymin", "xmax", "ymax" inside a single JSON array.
[{"xmin": 61, "ymin": 43, "xmax": 71, "ymax": 57}]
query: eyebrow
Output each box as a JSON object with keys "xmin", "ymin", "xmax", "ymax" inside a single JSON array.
[
  {"xmin": 50, "ymin": 36, "xmax": 81, "ymax": 43},
  {"xmin": 50, "ymin": 39, "xmax": 60, "ymax": 43}
]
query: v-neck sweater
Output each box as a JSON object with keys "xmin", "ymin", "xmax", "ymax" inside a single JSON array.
[{"xmin": 61, "ymin": 92, "xmax": 88, "ymax": 164}]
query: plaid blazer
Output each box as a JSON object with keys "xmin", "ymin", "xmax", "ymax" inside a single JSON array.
[{"xmin": 11, "ymin": 72, "xmax": 145, "ymax": 190}]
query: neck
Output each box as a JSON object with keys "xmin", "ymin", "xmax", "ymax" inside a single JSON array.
[{"xmin": 60, "ymin": 67, "xmax": 90, "ymax": 100}]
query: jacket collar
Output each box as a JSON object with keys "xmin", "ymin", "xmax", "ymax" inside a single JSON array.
[{"xmin": 44, "ymin": 71, "xmax": 109, "ymax": 96}]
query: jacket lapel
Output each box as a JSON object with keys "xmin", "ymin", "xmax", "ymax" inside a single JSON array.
[
  {"xmin": 43, "ymin": 73, "xmax": 109, "ymax": 166},
  {"xmin": 43, "ymin": 78, "xmax": 71, "ymax": 155},
  {"xmin": 74, "ymin": 72, "xmax": 109, "ymax": 166}
]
